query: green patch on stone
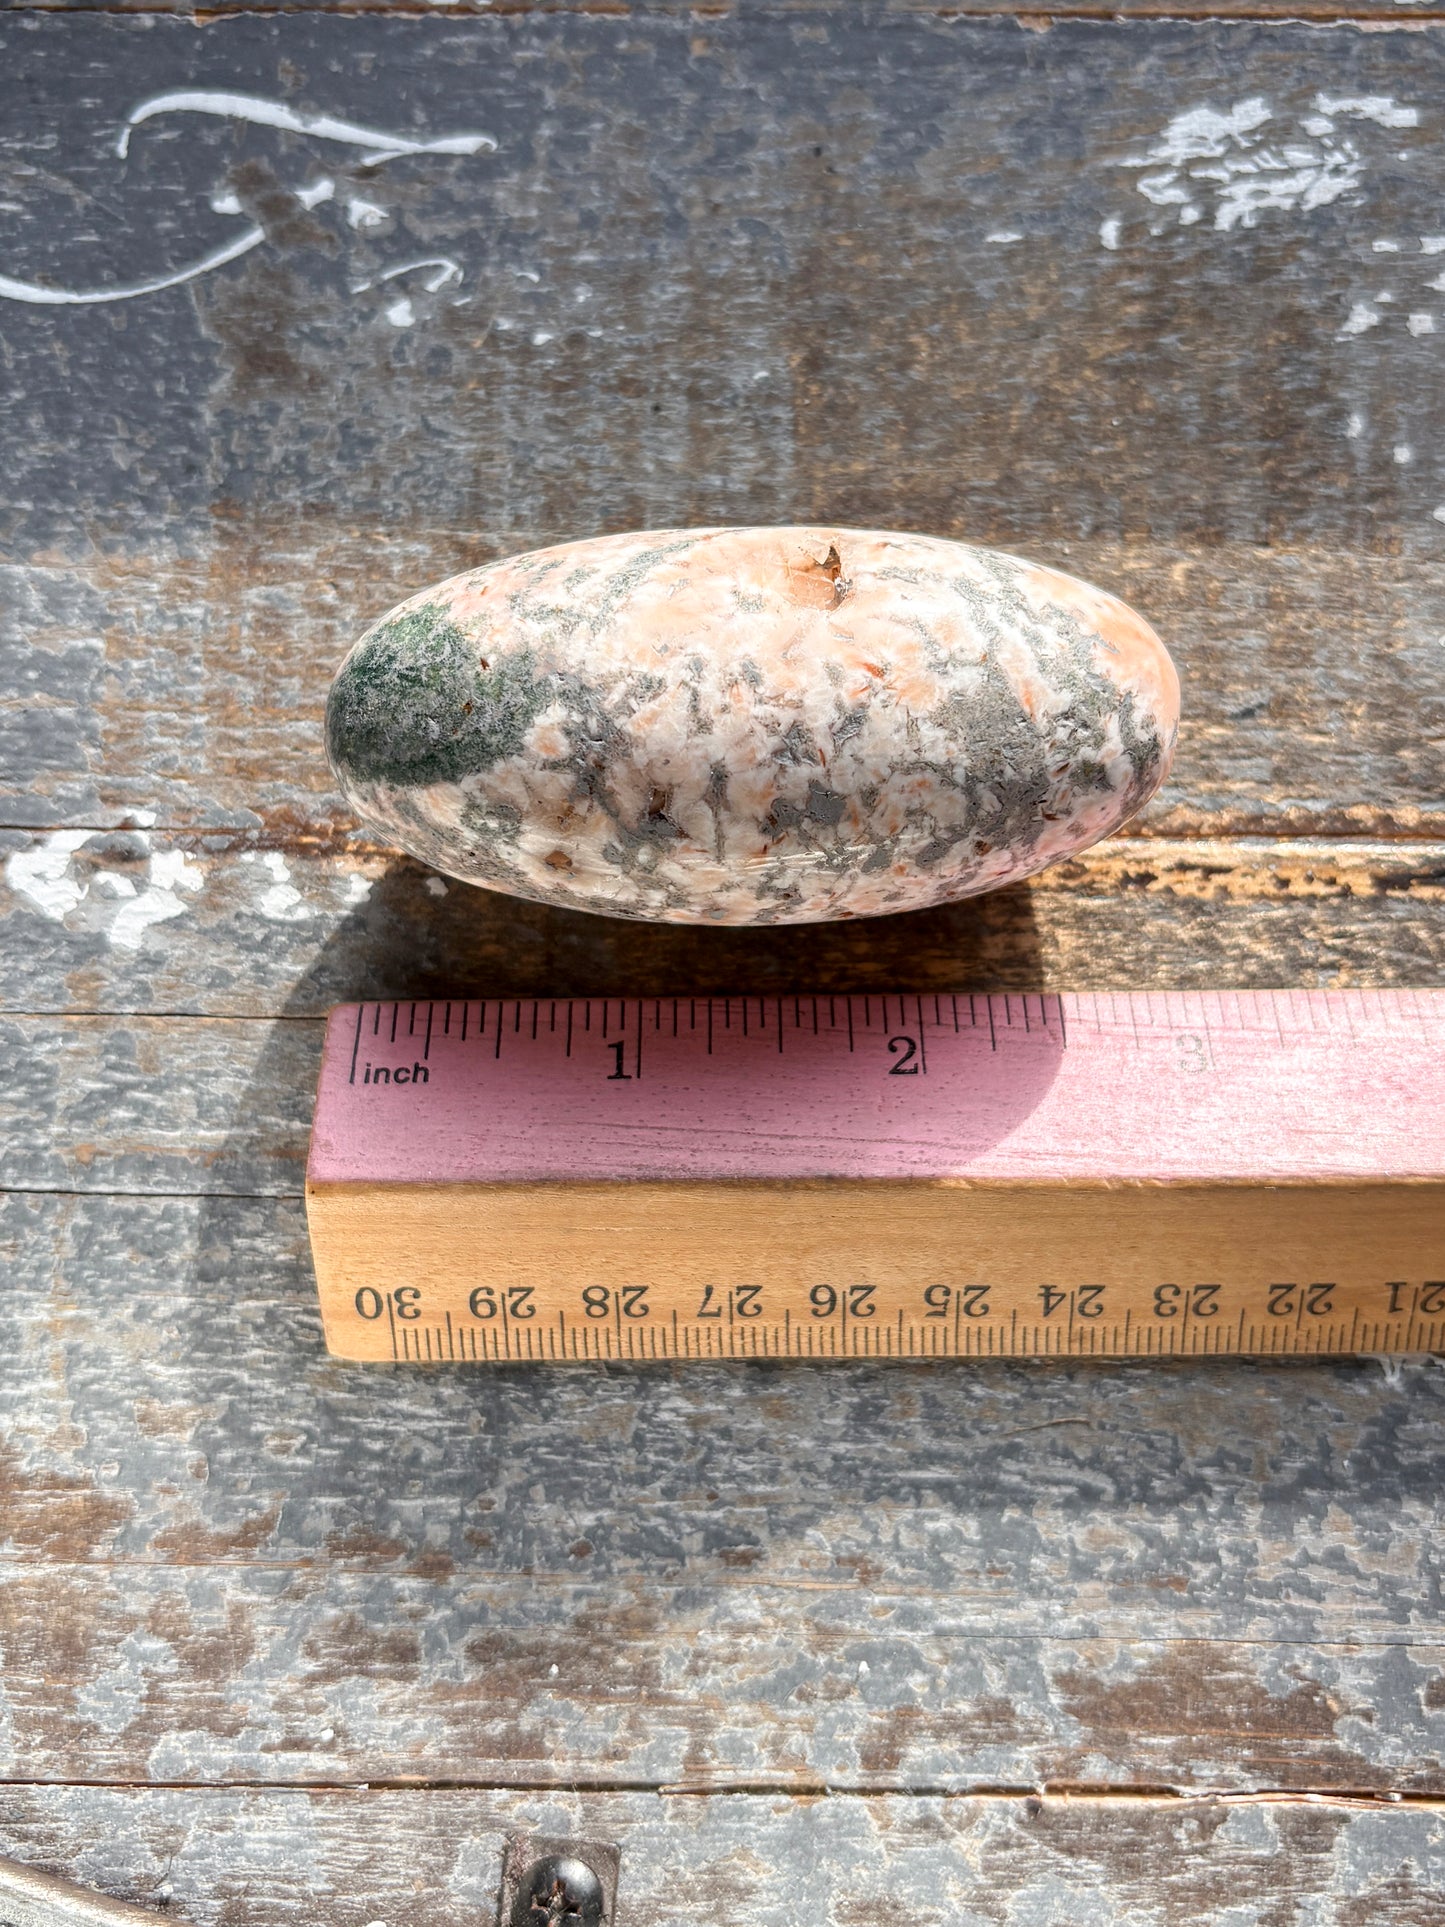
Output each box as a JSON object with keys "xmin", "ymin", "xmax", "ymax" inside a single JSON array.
[{"xmin": 326, "ymin": 602, "xmax": 550, "ymax": 788}]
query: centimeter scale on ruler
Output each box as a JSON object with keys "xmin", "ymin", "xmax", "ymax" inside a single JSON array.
[{"xmin": 305, "ymin": 990, "xmax": 1445, "ymax": 1364}]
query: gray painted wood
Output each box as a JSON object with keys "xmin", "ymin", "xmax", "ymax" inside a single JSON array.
[
  {"xmin": 3, "ymin": 839, "xmax": 1444, "ymax": 1026},
  {"xmin": 2, "ymin": 18, "xmax": 1445, "ymax": 562},
  {"xmin": 2, "ymin": 3, "xmax": 1443, "ymax": 1906},
  {"xmin": 7, "ymin": 543, "xmax": 1445, "ymax": 841},
  {"xmin": 0, "ymin": 1015, "xmax": 319, "ymax": 1193},
  {"xmin": 2, "ymin": 1787, "xmax": 1442, "ymax": 1927},
  {"xmin": 3, "ymin": 1189, "xmax": 1443, "ymax": 1791},
  {"xmin": 11, "ymin": 0, "xmax": 1445, "ymax": 19}
]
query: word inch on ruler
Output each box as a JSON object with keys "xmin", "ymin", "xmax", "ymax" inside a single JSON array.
[{"xmin": 305, "ymin": 991, "xmax": 1445, "ymax": 1364}]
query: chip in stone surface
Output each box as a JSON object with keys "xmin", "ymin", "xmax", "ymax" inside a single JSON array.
[{"xmin": 325, "ymin": 526, "xmax": 1179, "ymax": 924}]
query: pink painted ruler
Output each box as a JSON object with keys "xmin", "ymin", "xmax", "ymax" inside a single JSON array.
[{"xmin": 306, "ymin": 990, "xmax": 1445, "ymax": 1363}]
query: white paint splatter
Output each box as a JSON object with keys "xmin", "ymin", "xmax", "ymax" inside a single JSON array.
[
  {"xmin": 7, "ymin": 832, "xmax": 202, "ymax": 947},
  {"xmin": 1340, "ymin": 302, "xmax": 1382, "ymax": 336},
  {"xmin": 108, "ymin": 849, "xmax": 202, "ymax": 950},
  {"xmin": 424, "ymin": 876, "xmax": 448, "ymax": 898},
  {"xmin": 1422, "ymin": 236, "xmax": 1445, "ymax": 254},
  {"xmin": 532, "ymin": 330, "xmax": 555, "ymax": 345},
  {"xmin": 1346, "ymin": 412, "xmax": 1366, "ymax": 438},
  {"xmin": 344, "ymin": 873, "xmax": 374, "ymax": 905},
  {"xmin": 6, "ymin": 830, "xmax": 93, "ymax": 919},
  {"xmin": 354, "ymin": 258, "xmax": 463, "ymax": 296},
  {"xmin": 248, "ymin": 851, "xmax": 312, "ymax": 923},
  {"xmin": 1434, "ymin": 506, "xmax": 1445, "ymax": 524},
  {"xmin": 1372, "ymin": 238, "xmax": 1402, "ymax": 252},
  {"xmin": 347, "ymin": 198, "xmax": 389, "ymax": 230},
  {"xmin": 385, "ymin": 297, "xmax": 415, "ymax": 329},
  {"xmin": 1408, "ymin": 312, "xmax": 1436, "ymax": 334},
  {"xmin": 1314, "ymin": 93, "xmax": 1419, "ymax": 130},
  {"xmin": 0, "ymin": 226, "xmax": 266, "ymax": 306},
  {"xmin": 1099, "ymin": 217, "xmax": 1121, "ymax": 251},
  {"xmin": 984, "ymin": 229, "xmax": 1023, "ymax": 245},
  {"xmin": 1115, "ymin": 93, "xmax": 1418, "ymax": 237},
  {"xmin": 1394, "ymin": 443, "xmax": 1414, "ymax": 464},
  {"xmin": 2, "ymin": 96, "xmax": 491, "ymax": 308},
  {"xmin": 116, "ymin": 91, "xmax": 496, "ymax": 165}
]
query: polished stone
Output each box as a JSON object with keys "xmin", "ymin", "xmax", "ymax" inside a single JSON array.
[{"xmin": 326, "ymin": 527, "xmax": 1180, "ymax": 924}]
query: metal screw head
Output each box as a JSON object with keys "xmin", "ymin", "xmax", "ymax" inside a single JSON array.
[{"xmin": 511, "ymin": 1856, "xmax": 605, "ymax": 1927}]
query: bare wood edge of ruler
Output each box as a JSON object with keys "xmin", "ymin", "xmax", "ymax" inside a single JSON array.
[{"xmin": 305, "ymin": 990, "xmax": 1445, "ymax": 1365}]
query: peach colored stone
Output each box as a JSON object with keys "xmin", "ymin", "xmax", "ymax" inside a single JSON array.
[{"xmin": 326, "ymin": 527, "xmax": 1179, "ymax": 924}]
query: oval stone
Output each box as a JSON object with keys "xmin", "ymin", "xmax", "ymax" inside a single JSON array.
[{"xmin": 326, "ymin": 526, "xmax": 1179, "ymax": 925}]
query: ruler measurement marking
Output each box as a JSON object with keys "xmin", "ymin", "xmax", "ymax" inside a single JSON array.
[{"xmin": 316, "ymin": 993, "xmax": 1445, "ymax": 1362}]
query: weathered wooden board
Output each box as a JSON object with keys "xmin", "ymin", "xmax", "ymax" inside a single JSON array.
[
  {"xmin": 2, "ymin": 17, "xmax": 1445, "ymax": 562},
  {"xmin": 0, "ymin": 1016, "xmax": 319, "ymax": 1193},
  {"xmin": 3, "ymin": 840, "xmax": 1443, "ymax": 1025},
  {"xmin": 3, "ymin": 1189, "xmax": 1442, "ymax": 1791},
  {"xmin": 14, "ymin": 0, "xmax": 1445, "ymax": 22},
  {"xmin": 2, "ymin": 1788, "xmax": 1442, "ymax": 1927},
  {"xmin": 8, "ymin": 542, "xmax": 1445, "ymax": 842},
  {"xmin": 2, "ymin": 2, "xmax": 1444, "ymax": 1907}
]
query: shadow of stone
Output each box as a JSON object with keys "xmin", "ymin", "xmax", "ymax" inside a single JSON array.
[
  {"xmin": 198, "ymin": 858, "xmax": 1052, "ymax": 1316},
  {"xmin": 282, "ymin": 855, "xmax": 1052, "ymax": 1010}
]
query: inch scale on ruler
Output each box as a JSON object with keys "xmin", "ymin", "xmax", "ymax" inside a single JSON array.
[{"xmin": 305, "ymin": 990, "xmax": 1445, "ymax": 1364}]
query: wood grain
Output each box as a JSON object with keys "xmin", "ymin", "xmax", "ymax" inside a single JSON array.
[
  {"xmin": 3, "ymin": 840, "xmax": 1443, "ymax": 1025},
  {"xmin": 3, "ymin": 1788, "xmax": 1442, "ymax": 1927},
  {"xmin": 2, "ymin": 1190, "xmax": 1444, "ymax": 1792},
  {"xmin": 14, "ymin": 0, "xmax": 1445, "ymax": 20},
  {"xmin": 2, "ymin": 1, "xmax": 1443, "ymax": 1905},
  {"xmin": 3, "ymin": 18, "xmax": 1445, "ymax": 562},
  {"xmin": 306, "ymin": 1179, "xmax": 1445, "ymax": 1363},
  {"xmin": 9, "ymin": 541, "xmax": 1445, "ymax": 843}
]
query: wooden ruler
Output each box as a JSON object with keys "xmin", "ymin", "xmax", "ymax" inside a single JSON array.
[{"xmin": 306, "ymin": 991, "xmax": 1445, "ymax": 1364}]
